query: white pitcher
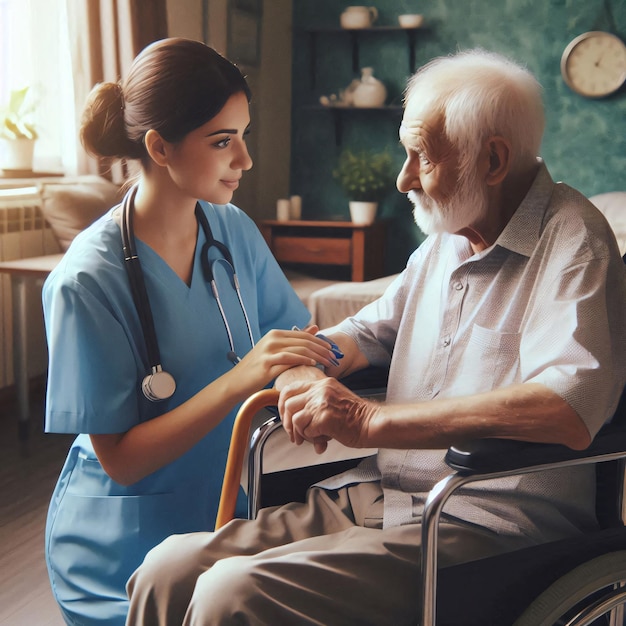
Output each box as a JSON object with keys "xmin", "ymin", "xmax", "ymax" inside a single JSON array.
[{"xmin": 340, "ymin": 6, "xmax": 378, "ymax": 29}]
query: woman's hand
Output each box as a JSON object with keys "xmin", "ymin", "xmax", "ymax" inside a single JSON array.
[
  {"xmin": 278, "ymin": 377, "xmax": 379, "ymax": 453},
  {"xmin": 230, "ymin": 327, "xmax": 338, "ymax": 398}
]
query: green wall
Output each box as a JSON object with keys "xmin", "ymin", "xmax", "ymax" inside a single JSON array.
[{"xmin": 290, "ymin": 0, "xmax": 626, "ymax": 273}]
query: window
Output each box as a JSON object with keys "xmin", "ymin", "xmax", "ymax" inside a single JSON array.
[{"xmin": 0, "ymin": 0, "xmax": 76, "ymax": 173}]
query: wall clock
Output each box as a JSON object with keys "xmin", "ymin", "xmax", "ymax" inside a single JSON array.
[{"xmin": 560, "ymin": 31, "xmax": 626, "ymax": 98}]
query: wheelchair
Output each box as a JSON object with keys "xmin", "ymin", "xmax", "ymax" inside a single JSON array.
[{"xmin": 217, "ymin": 371, "xmax": 626, "ymax": 626}]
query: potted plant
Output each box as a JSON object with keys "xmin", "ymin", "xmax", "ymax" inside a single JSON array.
[
  {"xmin": 0, "ymin": 86, "xmax": 39, "ymax": 171},
  {"xmin": 333, "ymin": 148, "xmax": 395, "ymax": 224}
]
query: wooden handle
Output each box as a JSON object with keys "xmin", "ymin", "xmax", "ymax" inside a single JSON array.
[{"xmin": 215, "ymin": 388, "xmax": 280, "ymax": 529}]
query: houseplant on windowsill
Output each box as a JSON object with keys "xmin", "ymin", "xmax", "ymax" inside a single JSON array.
[
  {"xmin": 333, "ymin": 148, "xmax": 395, "ymax": 224},
  {"xmin": 0, "ymin": 86, "xmax": 39, "ymax": 172}
]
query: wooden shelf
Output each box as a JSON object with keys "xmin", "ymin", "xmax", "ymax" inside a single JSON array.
[{"xmin": 302, "ymin": 105, "xmax": 403, "ymax": 145}]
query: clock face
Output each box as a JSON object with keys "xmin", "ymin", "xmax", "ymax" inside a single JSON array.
[{"xmin": 561, "ymin": 31, "xmax": 626, "ymax": 98}]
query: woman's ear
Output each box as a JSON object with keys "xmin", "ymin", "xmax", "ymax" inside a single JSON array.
[
  {"xmin": 485, "ymin": 136, "xmax": 511, "ymax": 186},
  {"xmin": 144, "ymin": 129, "xmax": 169, "ymax": 167}
]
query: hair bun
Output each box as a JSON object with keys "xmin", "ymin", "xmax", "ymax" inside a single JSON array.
[{"xmin": 80, "ymin": 82, "xmax": 140, "ymax": 159}]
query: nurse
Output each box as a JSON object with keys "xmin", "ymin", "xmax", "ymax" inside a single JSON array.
[{"xmin": 43, "ymin": 38, "xmax": 335, "ymax": 626}]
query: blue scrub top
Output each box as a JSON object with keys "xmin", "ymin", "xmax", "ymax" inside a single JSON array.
[{"xmin": 43, "ymin": 201, "xmax": 310, "ymax": 625}]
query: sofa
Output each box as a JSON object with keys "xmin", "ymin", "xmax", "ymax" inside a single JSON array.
[{"xmin": 39, "ymin": 175, "xmax": 124, "ymax": 252}]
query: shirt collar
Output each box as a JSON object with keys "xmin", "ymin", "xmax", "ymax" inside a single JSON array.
[{"xmin": 494, "ymin": 158, "xmax": 555, "ymax": 257}]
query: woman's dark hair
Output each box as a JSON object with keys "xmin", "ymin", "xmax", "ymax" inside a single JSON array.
[{"xmin": 80, "ymin": 37, "xmax": 251, "ymax": 160}]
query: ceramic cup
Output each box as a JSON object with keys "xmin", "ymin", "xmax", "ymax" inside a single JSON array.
[
  {"xmin": 398, "ymin": 14, "xmax": 424, "ymax": 28},
  {"xmin": 340, "ymin": 6, "xmax": 378, "ymax": 29},
  {"xmin": 276, "ymin": 198, "xmax": 291, "ymax": 222},
  {"xmin": 289, "ymin": 195, "xmax": 302, "ymax": 220}
]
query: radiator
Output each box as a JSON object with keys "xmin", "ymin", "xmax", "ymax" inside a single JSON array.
[{"xmin": 0, "ymin": 186, "xmax": 61, "ymax": 389}]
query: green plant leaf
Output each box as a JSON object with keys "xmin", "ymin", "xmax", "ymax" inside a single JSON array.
[
  {"xmin": 9, "ymin": 88, "xmax": 28, "ymax": 116},
  {"xmin": 333, "ymin": 148, "xmax": 395, "ymax": 202},
  {"xmin": 1, "ymin": 87, "xmax": 39, "ymax": 140}
]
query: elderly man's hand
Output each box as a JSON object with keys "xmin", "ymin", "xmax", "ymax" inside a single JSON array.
[{"xmin": 278, "ymin": 377, "xmax": 378, "ymax": 454}]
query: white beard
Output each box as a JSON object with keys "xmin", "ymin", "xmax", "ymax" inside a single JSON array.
[{"xmin": 408, "ymin": 174, "xmax": 489, "ymax": 236}]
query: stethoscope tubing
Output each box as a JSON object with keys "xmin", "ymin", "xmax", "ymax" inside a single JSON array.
[
  {"xmin": 121, "ymin": 185, "xmax": 255, "ymax": 400},
  {"xmin": 121, "ymin": 186, "xmax": 164, "ymax": 372}
]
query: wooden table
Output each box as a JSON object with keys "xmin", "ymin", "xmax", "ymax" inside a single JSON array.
[
  {"xmin": 0, "ymin": 254, "xmax": 63, "ymax": 441},
  {"xmin": 259, "ymin": 219, "xmax": 387, "ymax": 282}
]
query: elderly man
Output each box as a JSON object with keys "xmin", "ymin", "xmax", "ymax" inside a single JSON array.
[{"xmin": 125, "ymin": 49, "xmax": 626, "ymax": 625}]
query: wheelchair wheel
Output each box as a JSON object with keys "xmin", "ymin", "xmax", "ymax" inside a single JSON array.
[{"xmin": 512, "ymin": 550, "xmax": 626, "ymax": 626}]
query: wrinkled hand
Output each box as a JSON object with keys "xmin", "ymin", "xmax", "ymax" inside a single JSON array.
[
  {"xmin": 279, "ymin": 377, "xmax": 377, "ymax": 454},
  {"xmin": 233, "ymin": 328, "xmax": 335, "ymax": 397}
]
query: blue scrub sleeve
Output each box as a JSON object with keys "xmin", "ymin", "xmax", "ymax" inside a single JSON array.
[
  {"xmin": 44, "ymin": 276, "xmax": 140, "ymax": 434},
  {"xmin": 243, "ymin": 218, "xmax": 310, "ymax": 334}
]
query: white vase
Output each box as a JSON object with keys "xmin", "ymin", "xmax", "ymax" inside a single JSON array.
[
  {"xmin": 1, "ymin": 138, "xmax": 35, "ymax": 171},
  {"xmin": 349, "ymin": 201, "xmax": 378, "ymax": 225},
  {"xmin": 352, "ymin": 67, "xmax": 387, "ymax": 108}
]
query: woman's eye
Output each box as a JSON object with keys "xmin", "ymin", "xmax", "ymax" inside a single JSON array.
[{"xmin": 214, "ymin": 137, "xmax": 231, "ymax": 149}]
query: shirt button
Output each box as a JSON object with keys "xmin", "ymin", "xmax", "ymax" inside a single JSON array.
[
  {"xmin": 443, "ymin": 338, "xmax": 451, "ymax": 347},
  {"xmin": 454, "ymin": 283, "xmax": 463, "ymax": 290}
]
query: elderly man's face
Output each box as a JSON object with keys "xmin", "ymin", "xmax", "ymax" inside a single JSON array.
[{"xmin": 397, "ymin": 98, "xmax": 488, "ymax": 236}]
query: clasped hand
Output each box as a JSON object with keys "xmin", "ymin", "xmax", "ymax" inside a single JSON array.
[
  {"xmin": 231, "ymin": 327, "xmax": 337, "ymax": 400},
  {"xmin": 278, "ymin": 377, "xmax": 377, "ymax": 454}
]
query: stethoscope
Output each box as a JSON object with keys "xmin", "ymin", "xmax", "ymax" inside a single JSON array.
[{"xmin": 121, "ymin": 186, "xmax": 255, "ymax": 401}]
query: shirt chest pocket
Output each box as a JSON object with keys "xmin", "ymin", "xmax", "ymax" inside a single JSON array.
[{"xmin": 447, "ymin": 325, "xmax": 521, "ymax": 396}]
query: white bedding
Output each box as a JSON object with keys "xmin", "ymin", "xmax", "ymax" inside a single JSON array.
[{"xmin": 307, "ymin": 274, "xmax": 398, "ymax": 328}]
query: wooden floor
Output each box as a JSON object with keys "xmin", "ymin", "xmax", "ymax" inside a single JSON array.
[{"xmin": 0, "ymin": 383, "xmax": 72, "ymax": 626}]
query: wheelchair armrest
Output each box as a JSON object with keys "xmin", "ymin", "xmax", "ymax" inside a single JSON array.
[
  {"xmin": 445, "ymin": 421, "xmax": 626, "ymax": 474},
  {"xmin": 339, "ymin": 365, "xmax": 389, "ymax": 395},
  {"xmin": 447, "ymin": 386, "xmax": 626, "ymax": 474}
]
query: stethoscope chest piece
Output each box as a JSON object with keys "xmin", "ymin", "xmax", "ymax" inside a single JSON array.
[{"xmin": 142, "ymin": 368, "xmax": 177, "ymax": 402}]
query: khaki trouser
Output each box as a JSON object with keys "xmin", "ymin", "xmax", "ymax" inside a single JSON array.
[{"xmin": 126, "ymin": 482, "xmax": 530, "ymax": 626}]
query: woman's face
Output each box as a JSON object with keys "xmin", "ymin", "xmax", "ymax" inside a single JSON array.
[{"xmin": 165, "ymin": 91, "xmax": 253, "ymax": 205}]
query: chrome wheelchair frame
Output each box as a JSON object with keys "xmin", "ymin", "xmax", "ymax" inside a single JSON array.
[{"xmin": 217, "ymin": 382, "xmax": 626, "ymax": 626}]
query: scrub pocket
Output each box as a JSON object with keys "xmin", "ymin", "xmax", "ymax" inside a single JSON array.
[{"xmin": 47, "ymin": 490, "xmax": 182, "ymax": 606}]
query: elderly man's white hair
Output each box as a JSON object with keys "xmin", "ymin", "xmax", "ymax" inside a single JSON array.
[{"xmin": 404, "ymin": 49, "xmax": 545, "ymax": 178}]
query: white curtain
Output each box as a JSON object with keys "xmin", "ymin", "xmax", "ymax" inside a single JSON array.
[
  {"xmin": 0, "ymin": 0, "xmax": 77, "ymax": 173},
  {"xmin": 0, "ymin": 0, "xmax": 167, "ymax": 179}
]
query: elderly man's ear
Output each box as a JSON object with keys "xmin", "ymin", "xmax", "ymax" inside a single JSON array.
[{"xmin": 484, "ymin": 136, "xmax": 511, "ymax": 186}]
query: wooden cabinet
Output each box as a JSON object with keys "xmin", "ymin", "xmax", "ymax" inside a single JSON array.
[{"xmin": 259, "ymin": 219, "xmax": 387, "ymax": 282}]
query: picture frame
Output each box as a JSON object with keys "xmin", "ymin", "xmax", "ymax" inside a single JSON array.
[{"xmin": 227, "ymin": 0, "xmax": 263, "ymax": 67}]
